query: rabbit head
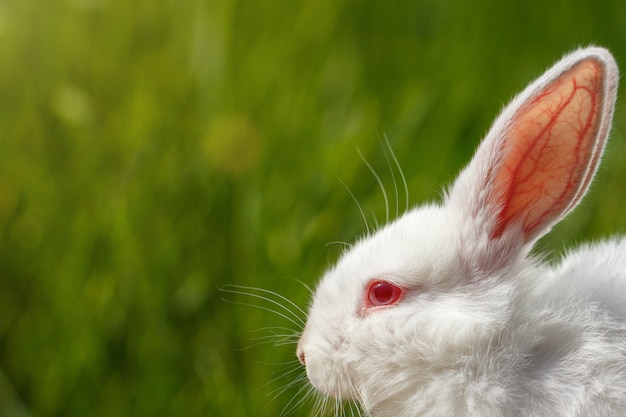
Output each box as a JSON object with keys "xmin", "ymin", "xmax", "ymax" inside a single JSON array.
[{"xmin": 297, "ymin": 47, "xmax": 619, "ymax": 416}]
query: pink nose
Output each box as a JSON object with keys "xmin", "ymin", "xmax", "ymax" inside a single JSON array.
[{"xmin": 296, "ymin": 341, "xmax": 306, "ymax": 365}]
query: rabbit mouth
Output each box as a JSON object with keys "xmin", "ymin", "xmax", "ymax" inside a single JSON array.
[
  {"xmin": 308, "ymin": 371, "xmax": 357, "ymax": 400},
  {"xmin": 304, "ymin": 356, "xmax": 359, "ymax": 400}
]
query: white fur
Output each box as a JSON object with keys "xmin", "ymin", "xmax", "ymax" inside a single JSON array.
[{"xmin": 297, "ymin": 47, "xmax": 626, "ymax": 416}]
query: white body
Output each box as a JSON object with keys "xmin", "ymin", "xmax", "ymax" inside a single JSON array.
[{"xmin": 297, "ymin": 47, "xmax": 626, "ymax": 416}]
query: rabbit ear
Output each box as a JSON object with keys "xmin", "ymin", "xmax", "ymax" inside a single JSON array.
[{"xmin": 448, "ymin": 47, "xmax": 618, "ymax": 273}]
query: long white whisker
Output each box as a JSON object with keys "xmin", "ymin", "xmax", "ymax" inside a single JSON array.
[
  {"xmin": 241, "ymin": 335, "xmax": 298, "ymax": 350},
  {"xmin": 221, "ymin": 284, "xmax": 315, "ymax": 416},
  {"xmin": 336, "ymin": 174, "xmax": 371, "ymax": 235},
  {"xmin": 383, "ymin": 133, "xmax": 409, "ymax": 214},
  {"xmin": 381, "ymin": 138, "xmax": 399, "ymax": 220},
  {"xmin": 357, "ymin": 147, "xmax": 389, "ymax": 224},
  {"xmin": 221, "ymin": 284, "xmax": 307, "ymax": 327},
  {"xmin": 260, "ymin": 363, "xmax": 305, "ymax": 395},
  {"xmin": 255, "ymin": 358, "xmax": 300, "ymax": 368},
  {"xmin": 223, "ymin": 284, "xmax": 308, "ymax": 321},
  {"xmin": 264, "ymin": 371, "xmax": 308, "ymax": 415},
  {"xmin": 325, "ymin": 240, "xmax": 352, "ymax": 249},
  {"xmin": 254, "ymin": 325, "xmax": 301, "ymax": 335},
  {"xmin": 251, "ymin": 334, "xmax": 299, "ymax": 346},
  {"xmin": 270, "ymin": 375, "xmax": 306, "ymax": 402},
  {"xmin": 294, "ymin": 278, "xmax": 315, "ymax": 296},
  {"xmin": 251, "ymin": 326, "xmax": 301, "ymax": 342},
  {"xmin": 314, "ymin": 392, "xmax": 328, "ymax": 417},
  {"xmin": 349, "ymin": 400, "xmax": 359, "ymax": 417},
  {"xmin": 221, "ymin": 297, "xmax": 304, "ymax": 331},
  {"xmin": 346, "ymin": 375, "xmax": 367, "ymax": 417},
  {"xmin": 246, "ymin": 332, "xmax": 300, "ymax": 349},
  {"xmin": 279, "ymin": 378, "xmax": 313, "ymax": 417}
]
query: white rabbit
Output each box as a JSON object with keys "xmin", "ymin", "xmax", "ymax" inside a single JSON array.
[{"xmin": 296, "ymin": 47, "xmax": 626, "ymax": 416}]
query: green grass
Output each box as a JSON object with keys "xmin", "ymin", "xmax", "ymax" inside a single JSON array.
[{"xmin": 1, "ymin": 0, "xmax": 626, "ymax": 416}]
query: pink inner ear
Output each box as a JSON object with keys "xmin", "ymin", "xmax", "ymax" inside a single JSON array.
[{"xmin": 491, "ymin": 59, "xmax": 603, "ymax": 239}]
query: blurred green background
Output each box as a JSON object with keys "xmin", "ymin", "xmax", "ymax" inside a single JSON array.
[{"xmin": 1, "ymin": 0, "xmax": 626, "ymax": 416}]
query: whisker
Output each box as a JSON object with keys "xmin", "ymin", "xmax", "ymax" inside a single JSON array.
[
  {"xmin": 250, "ymin": 326, "xmax": 301, "ymax": 342},
  {"xmin": 278, "ymin": 378, "xmax": 313, "ymax": 417},
  {"xmin": 352, "ymin": 391, "xmax": 366, "ymax": 417},
  {"xmin": 357, "ymin": 147, "xmax": 389, "ymax": 224},
  {"xmin": 254, "ymin": 325, "xmax": 301, "ymax": 336},
  {"xmin": 264, "ymin": 371, "xmax": 308, "ymax": 414},
  {"xmin": 254, "ymin": 358, "xmax": 301, "ymax": 368},
  {"xmin": 220, "ymin": 296, "xmax": 304, "ymax": 331},
  {"xmin": 344, "ymin": 374, "xmax": 367, "ymax": 417},
  {"xmin": 223, "ymin": 284, "xmax": 308, "ymax": 320},
  {"xmin": 350, "ymin": 401, "xmax": 358, "ymax": 417},
  {"xmin": 313, "ymin": 392, "xmax": 328, "ymax": 417},
  {"xmin": 294, "ymin": 278, "xmax": 315, "ymax": 297},
  {"xmin": 221, "ymin": 284, "xmax": 317, "ymax": 416},
  {"xmin": 240, "ymin": 337, "xmax": 297, "ymax": 351},
  {"xmin": 323, "ymin": 397, "xmax": 332, "ymax": 417},
  {"xmin": 253, "ymin": 359, "xmax": 307, "ymax": 416},
  {"xmin": 383, "ymin": 133, "xmax": 409, "ymax": 214},
  {"xmin": 221, "ymin": 284, "xmax": 306, "ymax": 328},
  {"xmin": 260, "ymin": 363, "xmax": 305, "ymax": 395},
  {"xmin": 380, "ymin": 138, "xmax": 399, "ymax": 220},
  {"xmin": 325, "ymin": 240, "xmax": 352, "ymax": 250},
  {"xmin": 251, "ymin": 334, "xmax": 299, "ymax": 346},
  {"xmin": 245, "ymin": 332, "xmax": 300, "ymax": 350},
  {"xmin": 370, "ymin": 210, "xmax": 380, "ymax": 229},
  {"xmin": 335, "ymin": 174, "xmax": 371, "ymax": 235},
  {"xmin": 267, "ymin": 360, "xmax": 303, "ymax": 376}
]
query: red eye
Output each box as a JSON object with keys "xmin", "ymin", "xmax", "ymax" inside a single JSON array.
[{"xmin": 366, "ymin": 280, "xmax": 404, "ymax": 308}]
